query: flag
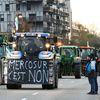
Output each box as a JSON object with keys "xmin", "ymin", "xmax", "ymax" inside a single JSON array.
[{"xmin": 15, "ymin": 16, "xmax": 19, "ymax": 31}]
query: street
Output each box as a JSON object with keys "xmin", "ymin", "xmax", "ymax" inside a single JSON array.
[{"xmin": 0, "ymin": 76, "xmax": 100, "ymax": 100}]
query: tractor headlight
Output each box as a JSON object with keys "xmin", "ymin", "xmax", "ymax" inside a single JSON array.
[
  {"xmin": 74, "ymin": 57, "xmax": 81, "ymax": 63},
  {"xmin": 45, "ymin": 43, "xmax": 51, "ymax": 49},
  {"xmin": 12, "ymin": 42, "xmax": 16, "ymax": 48},
  {"xmin": 21, "ymin": 34, "xmax": 24, "ymax": 37},
  {"xmin": 56, "ymin": 41, "xmax": 62, "ymax": 47}
]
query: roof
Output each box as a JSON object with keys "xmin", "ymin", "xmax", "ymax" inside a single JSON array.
[
  {"xmin": 14, "ymin": 32, "xmax": 50, "ymax": 37},
  {"xmin": 79, "ymin": 46, "xmax": 95, "ymax": 49},
  {"xmin": 59, "ymin": 45, "xmax": 79, "ymax": 48}
]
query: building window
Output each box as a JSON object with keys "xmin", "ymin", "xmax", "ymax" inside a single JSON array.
[
  {"xmin": 27, "ymin": 2, "xmax": 31, "ymax": 10},
  {"xmin": 43, "ymin": 0, "xmax": 47, "ymax": 5},
  {"xmin": 16, "ymin": 4, "xmax": 20, "ymax": 11},
  {"xmin": 0, "ymin": 5, "xmax": 1, "ymax": 12},
  {"xmin": 29, "ymin": 14, "xmax": 36, "ymax": 21},
  {"xmin": 5, "ymin": 4, "xmax": 10, "ymax": 11},
  {"xmin": 7, "ymin": 23, "xmax": 11, "ymax": 32},
  {"xmin": 7, "ymin": 14, "xmax": 11, "ymax": 22},
  {"xmin": 0, "ymin": 14, "xmax": 4, "ymax": 21}
]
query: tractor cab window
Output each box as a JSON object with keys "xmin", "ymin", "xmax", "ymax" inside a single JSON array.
[
  {"xmin": 81, "ymin": 49, "xmax": 93, "ymax": 59},
  {"xmin": 17, "ymin": 36, "xmax": 44, "ymax": 55},
  {"xmin": 60, "ymin": 48, "xmax": 74, "ymax": 57},
  {"xmin": 6, "ymin": 45, "xmax": 15, "ymax": 52}
]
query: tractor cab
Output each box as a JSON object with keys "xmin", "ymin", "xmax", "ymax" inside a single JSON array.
[
  {"xmin": 79, "ymin": 46, "xmax": 95, "ymax": 75},
  {"xmin": 58, "ymin": 45, "xmax": 81, "ymax": 78}
]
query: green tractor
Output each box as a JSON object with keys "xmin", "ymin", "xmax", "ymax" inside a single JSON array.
[
  {"xmin": 0, "ymin": 33, "xmax": 15, "ymax": 84},
  {"xmin": 58, "ymin": 45, "xmax": 81, "ymax": 79},
  {"xmin": 0, "ymin": 34, "xmax": 9, "ymax": 84}
]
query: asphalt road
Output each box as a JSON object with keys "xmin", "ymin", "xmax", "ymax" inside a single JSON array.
[{"xmin": 0, "ymin": 76, "xmax": 100, "ymax": 100}]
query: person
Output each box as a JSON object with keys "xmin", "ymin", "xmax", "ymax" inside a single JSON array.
[
  {"xmin": 86, "ymin": 54, "xmax": 98, "ymax": 95},
  {"xmin": 91, "ymin": 53, "xmax": 98, "ymax": 94}
]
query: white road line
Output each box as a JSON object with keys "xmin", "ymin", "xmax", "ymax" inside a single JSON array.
[
  {"xmin": 32, "ymin": 92, "xmax": 39, "ymax": 95},
  {"xmin": 21, "ymin": 98, "xmax": 27, "ymax": 100}
]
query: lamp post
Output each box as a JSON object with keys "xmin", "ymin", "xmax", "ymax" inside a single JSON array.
[
  {"xmin": 8, "ymin": 1, "xmax": 15, "ymax": 33},
  {"xmin": 33, "ymin": 15, "xmax": 36, "ymax": 32},
  {"xmin": 66, "ymin": 27, "xmax": 70, "ymax": 44}
]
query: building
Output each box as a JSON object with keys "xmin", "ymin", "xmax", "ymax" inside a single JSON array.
[{"xmin": 0, "ymin": 0, "xmax": 71, "ymax": 39}]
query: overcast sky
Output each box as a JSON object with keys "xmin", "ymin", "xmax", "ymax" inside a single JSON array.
[{"xmin": 71, "ymin": 0, "xmax": 100, "ymax": 31}]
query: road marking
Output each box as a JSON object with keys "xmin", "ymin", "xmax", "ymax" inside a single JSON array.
[
  {"xmin": 21, "ymin": 98, "xmax": 27, "ymax": 100},
  {"xmin": 32, "ymin": 92, "xmax": 39, "ymax": 95}
]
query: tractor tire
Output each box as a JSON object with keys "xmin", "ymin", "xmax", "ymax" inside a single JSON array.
[{"xmin": 7, "ymin": 84, "xmax": 21, "ymax": 89}]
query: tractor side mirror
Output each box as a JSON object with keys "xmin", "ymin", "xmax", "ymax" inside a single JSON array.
[
  {"xmin": 53, "ymin": 36, "xmax": 57, "ymax": 43},
  {"xmin": 8, "ymin": 35, "xmax": 13, "ymax": 42}
]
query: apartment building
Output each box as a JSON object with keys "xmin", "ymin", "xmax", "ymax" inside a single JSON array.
[{"xmin": 0, "ymin": 0, "xmax": 71, "ymax": 38}]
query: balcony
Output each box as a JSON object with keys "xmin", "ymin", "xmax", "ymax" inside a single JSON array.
[
  {"xmin": 63, "ymin": 12, "xmax": 69, "ymax": 17},
  {"xmin": 43, "ymin": 17, "xmax": 51, "ymax": 23},
  {"xmin": 56, "ymin": 19, "xmax": 62, "ymax": 25},
  {"xmin": 28, "ymin": 16, "xmax": 43, "ymax": 23},
  {"xmin": 53, "ymin": 9, "xmax": 59, "ymax": 14},
  {"xmin": 64, "ymin": 20, "xmax": 69, "ymax": 25},
  {"xmin": 61, "ymin": 26, "xmax": 70, "ymax": 33},
  {"xmin": 16, "ymin": 0, "xmax": 42, "ymax": 3},
  {"xmin": 58, "ymin": 1, "xmax": 66, "ymax": 6},
  {"xmin": 62, "ymin": 29, "xmax": 70, "ymax": 33},
  {"xmin": 43, "ymin": 16, "xmax": 56, "ymax": 24},
  {"xmin": 43, "ymin": 6, "xmax": 54, "ymax": 13},
  {"xmin": 47, "ymin": 0, "xmax": 57, "ymax": 5},
  {"xmin": 51, "ymin": 18, "xmax": 56, "ymax": 24},
  {"xmin": 57, "ymin": 10, "xmax": 69, "ymax": 17}
]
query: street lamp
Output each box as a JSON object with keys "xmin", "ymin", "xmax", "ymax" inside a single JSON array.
[
  {"xmin": 8, "ymin": 1, "xmax": 16, "ymax": 33},
  {"xmin": 66, "ymin": 26, "xmax": 70, "ymax": 44}
]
